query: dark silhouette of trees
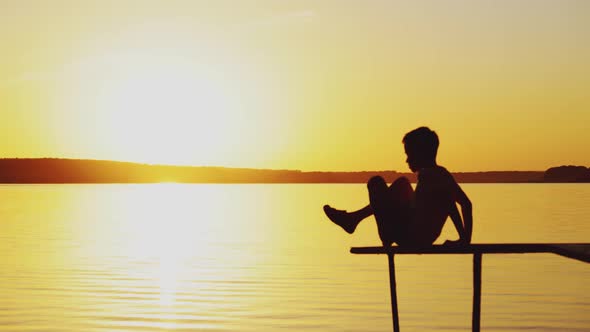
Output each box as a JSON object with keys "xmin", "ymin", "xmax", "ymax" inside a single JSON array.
[
  {"xmin": 0, "ymin": 158, "xmax": 587, "ymax": 183},
  {"xmin": 544, "ymin": 165, "xmax": 590, "ymax": 183}
]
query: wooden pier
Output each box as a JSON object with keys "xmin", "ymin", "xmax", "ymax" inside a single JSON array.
[{"xmin": 350, "ymin": 243, "xmax": 590, "ymax": 332}]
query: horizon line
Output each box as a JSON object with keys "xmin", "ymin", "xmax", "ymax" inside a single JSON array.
[{"xmin": 0, "ymin": 156, "xmax": 581, "ymax": 173}]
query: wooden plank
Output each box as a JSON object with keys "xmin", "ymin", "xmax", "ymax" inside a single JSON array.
[
  {"xmin": 352, "ymin": 243, "xmax": 587, "ymax": 259},
  {"xmin": 548, "ymin": 244, "xmax": 590, "ymax": 263}
]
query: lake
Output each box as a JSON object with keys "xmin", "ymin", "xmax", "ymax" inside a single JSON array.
[{"xmin": 1, "ymin": 184, "xmax": 589, "ymax": 331}]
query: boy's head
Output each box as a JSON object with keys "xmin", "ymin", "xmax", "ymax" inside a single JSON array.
[{"xmin": 402, "ymin": 127, "xmax": 439, "ymax": 172}]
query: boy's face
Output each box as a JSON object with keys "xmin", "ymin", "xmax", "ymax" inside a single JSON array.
[
  {"xmin": 404, "ymin": 145, "xmax": 419, "ymax": 172},
  {"xmin": 404, "ymin": 144, "xmax": 433, "ymax": 172}
]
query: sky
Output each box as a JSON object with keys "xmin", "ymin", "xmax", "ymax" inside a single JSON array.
[{"xmin": 1, "ymin": 0, "xmax": 589, "ymax": 172}]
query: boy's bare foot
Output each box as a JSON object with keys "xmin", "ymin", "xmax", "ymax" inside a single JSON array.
[{"xmin": 323, "ymin": 205, "xmax": 358, "ymax": 234}]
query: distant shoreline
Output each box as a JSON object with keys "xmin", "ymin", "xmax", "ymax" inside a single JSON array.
[{"xmin": 0, "ymin": 158, "xmax": 588, "ymax": 184}]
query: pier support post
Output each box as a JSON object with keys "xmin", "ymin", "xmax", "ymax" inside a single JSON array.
[
  {"xmin": 387, "ymin": 253, "xmax": 400, "ymax": 332},
  {"xmin": 473, "ymin": 253, "xmax": 482, "ymax": 332},
  {"xmin": 352, "ymin": 243, "xmax": 590, "ymax": 332}
]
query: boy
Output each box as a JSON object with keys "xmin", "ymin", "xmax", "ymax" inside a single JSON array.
[{"xmin": 324, "ymin": 127, "xmax": 472, "ymax": 247}]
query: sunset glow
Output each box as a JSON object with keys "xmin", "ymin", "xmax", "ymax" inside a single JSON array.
[{"xmin": 1, "ymin": 1, "xmax": 589, "ymax": 171}]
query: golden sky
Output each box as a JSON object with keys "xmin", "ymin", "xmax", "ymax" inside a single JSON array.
[{"xmin": 1, "ymin": 0, "xmax": 589, "ymax": 172}]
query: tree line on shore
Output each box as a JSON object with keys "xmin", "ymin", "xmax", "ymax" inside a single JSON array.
[{"xmin": 0, "ymin": 158, "xmax": 588, "ymax": 183}]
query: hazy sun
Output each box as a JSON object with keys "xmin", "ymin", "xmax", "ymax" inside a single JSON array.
[
  {"xmin": 65, "ymin": 52, "xmax": 244, "ymax": 166},
  {"xmin": 107, "ymin": 58, "xmax": 240, "ymax": 165}
]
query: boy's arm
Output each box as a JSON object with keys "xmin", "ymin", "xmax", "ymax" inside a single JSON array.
[
  {"xmin": 448, "ymin": 202, "xmax": 466, "ymax": 242},
  {"xmin": 454, "ymin": 182, "xmax": 472, "ymax": 244}
]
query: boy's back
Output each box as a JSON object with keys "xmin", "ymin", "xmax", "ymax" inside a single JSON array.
[{"xmin": 410, "ymin": 165, "xmax": 458, "ymax": 244}]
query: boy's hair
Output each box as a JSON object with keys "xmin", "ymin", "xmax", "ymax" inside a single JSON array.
[{"xmin": 402, "ymin": 127, "xmax": 439, "ymax": 160}]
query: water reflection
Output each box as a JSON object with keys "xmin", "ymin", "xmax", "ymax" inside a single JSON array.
[{"xmin": 0, "ymin": 184, "xmax": 589, "ymax": 331}]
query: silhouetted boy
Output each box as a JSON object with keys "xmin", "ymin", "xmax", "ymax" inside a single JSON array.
[{"xmin": 324, "ymin": 127, "xmax": 472, "ymax": 247}]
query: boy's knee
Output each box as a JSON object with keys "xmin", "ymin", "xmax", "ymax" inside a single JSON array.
[
  {"xmin": 368, "ymin": 175, "xmax": 387, "ymax": 191},
  {"xmin": 391, "ymin": 176, "xmax": 413, "ymax": 199},
  {"xmin": 393, "ymin": 176, "xmax": 410, "ymax": 187}
]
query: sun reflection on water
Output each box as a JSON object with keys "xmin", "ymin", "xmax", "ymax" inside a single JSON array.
[
  {"xmin": 157, "ymin": 257, "xmax": 180, "ymax": 307},
  {"xmin": 2, "ymin": 184, "xmax": 589, "ymax": 331}
]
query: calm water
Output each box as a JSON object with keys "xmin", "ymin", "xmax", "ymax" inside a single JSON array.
[{"xmin": 1, "ymin": 184, "xmax": 589, "ymax": 331}]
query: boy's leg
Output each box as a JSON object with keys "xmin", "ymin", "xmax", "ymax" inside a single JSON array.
[
  {"xmin": 368, "ymin": 176, "xmax": 413, "ymax": 246},
  {"xmin": 323, "ymin": 203, "xmax": 371, "ymax": 234},
  {"xmin": 323, "ymin": 176, "xmax": 413, "ymax": 238}
]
